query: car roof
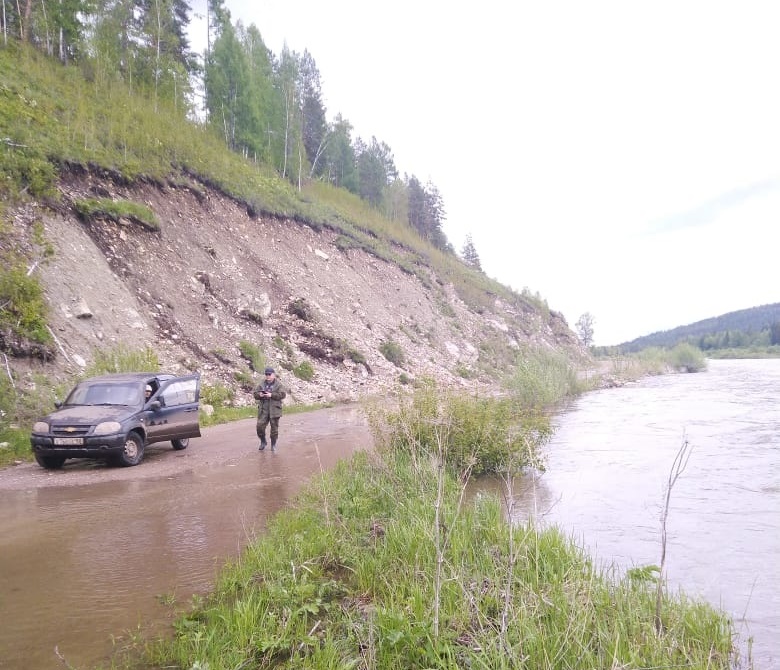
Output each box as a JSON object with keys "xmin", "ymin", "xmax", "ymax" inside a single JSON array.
[{"xmin": 78, "ymin": 373, "xmax": 177, "ymax": 384}]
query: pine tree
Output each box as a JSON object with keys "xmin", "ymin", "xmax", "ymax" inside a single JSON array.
[{"xmin": 461, "ymin": 234, "xmax": 481, "ymax": 270}]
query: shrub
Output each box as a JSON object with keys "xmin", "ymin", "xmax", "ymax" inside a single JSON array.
[
  {"xmin": 505, "ymin": 347, "xmax": 581, "ymax": 411},
  {"xmin": 668, "ymin": 342, "xmax": 707, "ymax": 372},
  {"xmin": 380, "ymin": 338, "xmax": 405, "ymax": 367},
  {"xmin": 367, "ymin": 379, "xmax": 551, "ymax": 476},
  {"xmin": 293, "ymin": 360, "xmax": 314, "ymax": 381},
  {"xmin": 200, "ymin": 383, "xmax": 234, "ymax": 407},
  {"xmin": 0, "ymin": 262, "xmax": 52, "ymax": 346}
]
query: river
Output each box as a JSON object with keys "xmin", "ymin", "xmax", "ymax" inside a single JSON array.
[
  {"xmin": 0, "ymin": 359, "xmax": 777, "ymax": 669},
  {"xmin": 505, "ymin": 358, "xmax": 779, "ymax": 670}
]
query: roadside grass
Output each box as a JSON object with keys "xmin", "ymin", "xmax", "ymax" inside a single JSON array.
[
  {"xmin": 111, "ymin": 381, "xmax": 736, "ymax": 670},
  {"xmin": 135, "ymin": 449, "xmax": 735, "ymax": 670}
]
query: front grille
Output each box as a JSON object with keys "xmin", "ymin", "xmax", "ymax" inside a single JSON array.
[{"xmin": 51, "ymin": 425, "xmax": 91, "ymax": 437}]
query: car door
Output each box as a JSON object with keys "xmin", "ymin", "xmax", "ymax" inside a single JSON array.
[{"xmin": 145, "ymin": 374, "xmax": 201, "ymax": 444}]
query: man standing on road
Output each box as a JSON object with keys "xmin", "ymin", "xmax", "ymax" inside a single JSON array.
[{"xmin": 253, "ymin": 367, "xmax": 286, "ymax": 451}]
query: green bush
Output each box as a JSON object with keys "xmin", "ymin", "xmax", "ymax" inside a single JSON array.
[
  {"xmin": 505, "ymin": 347, "xmax": 581, "ymax": 410},
  {"xmin": 0, "ymin": 262, "xmax": 52, "ymax": 345},
  {"xmin": 293, "ymin": 360, "xmax": 314, "ymax": 381},
  {"xmin": 200, "ymin": 383, "xmax": 234, "ymax": 407},
  {"xmin": 380, "ymin": 338, "xmax": 406, "ymax": 367},
  {"xmin": 669, "ymin": 342, "xmax": 707, "ymax": 372},
  {"xmin": 367, "ymin": 379, "xmax": 551, "ymax": 476}
]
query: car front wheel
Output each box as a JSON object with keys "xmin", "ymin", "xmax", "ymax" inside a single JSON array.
[
  {"xmin": 35, "ymin": 453, "xmax": 66, "ymax": 469},
  {"xmin": 171, "ymin": 437, "xmax": 189, "ymax": 450},
  {"xmin": 114, "ymin": 433, "xmax": 145, "ymax": 467}
]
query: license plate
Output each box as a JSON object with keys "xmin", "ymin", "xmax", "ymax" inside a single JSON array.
[{"xmin": 53, "ymin": 437, "xmax": 84, "ymax": 446}]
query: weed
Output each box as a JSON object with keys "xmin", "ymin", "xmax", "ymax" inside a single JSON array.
[
  {"xmin": 238, "ymin": 340, "xmax": 265, "ymax": 373},
  {"xmin": 293, "ymin": 360, "xmax": 315, "ymax": 381},
  {"xmin": 380, "ymin": 339, "xmax": 405, "ymax": 367}
]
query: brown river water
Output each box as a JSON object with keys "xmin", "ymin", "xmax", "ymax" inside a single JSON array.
[{"xmin": 0, "ymin": 359, "xmax": 778, "ymax": 669}]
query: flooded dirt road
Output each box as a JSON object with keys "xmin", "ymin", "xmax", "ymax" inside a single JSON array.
[{"xmin": 0, "ymin": 403, "xmax": 372, "ymax": 670}]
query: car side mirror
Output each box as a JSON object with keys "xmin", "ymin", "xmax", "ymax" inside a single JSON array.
[
  {"xmin": 54, "ymin": 400, "xmax": 63, "ymax": 408},
  {"xmin": 150, "ymin": 400, "xmax": 162, "ymax": 411}
]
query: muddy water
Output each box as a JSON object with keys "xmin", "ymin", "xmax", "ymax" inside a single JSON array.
[
  {"xmin": 499, "ymin": 358, "xmax": 779, "ymax": 670},
  {"xmin": 0, "ymin": 404, "xmax": 372, "ymax": 670}
]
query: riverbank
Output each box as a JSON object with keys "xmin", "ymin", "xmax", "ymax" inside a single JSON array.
[
  {"xmin": 110, "ymin": 382, "xmax": 737, "ymax": 670},
  {"xmin": 128, "ymin": 449, "xmax": 736, "ymax": 670}
]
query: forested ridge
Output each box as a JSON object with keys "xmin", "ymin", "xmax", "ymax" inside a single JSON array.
[
  {"xmin": 0, "ymin": 0, "xmax": 464, "ymax": 257},
  {"xmin": 612, "ymin": 303, "xmax": 780, "ymax": 353}
]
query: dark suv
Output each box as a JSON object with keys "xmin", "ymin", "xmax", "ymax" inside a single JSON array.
[{"xmin": 30, "ymin": 372, "xmax": 201, "ymax": 469}]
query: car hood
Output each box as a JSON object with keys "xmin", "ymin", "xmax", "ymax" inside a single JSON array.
[{"xmin": 42, "ymin": 405, "xmax": 138, "ymax": 425}]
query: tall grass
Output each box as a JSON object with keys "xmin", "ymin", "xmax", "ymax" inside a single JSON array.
[
  {"xmin": 137, "ymin": 448, "xmax": 736, "ymax": 670},
  {"xmin": 505, "ymin": 346, "xmax": 583, "ymax": 410}
]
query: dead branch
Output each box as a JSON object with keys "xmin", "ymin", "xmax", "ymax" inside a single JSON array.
[{"xmin": 654, "ymin": 434, "xmax": 692, "ymax": 633}]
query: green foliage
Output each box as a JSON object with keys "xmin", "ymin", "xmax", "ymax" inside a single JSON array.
[
  {"xmin": 238, "ymin": 340, "xmax": 265, "ymax": 373},
  {"xmin": 454, "ymin": 363, "xmax": 475, "ymax": 379},
  {"xmin": 200, "ymin": 383, "xmax": 234, "ymax": 408},
  {"xmin": 292, "ymin": 360, "xmax": 315, "ymax": 381},
  {"xmin": 345, "ymin": 347, "xmax": 366, "ymax": 365},
  {"xmin": 367, "ymin": 379, "xmax": 551, "ymax": 476},
  {"xmin": 146, "ymin": 449, "xmax": 734, "ymax": 670},
  {"xmin": 232, "ymin": 370, "xmax": 254, "ymax": 390},
  {"xmin": 668, "ymin": 342, "xmax": 707, "ymax": 372},
  {"xmin": 506, "ymin": 347, "xmax": 582, "ymax": 411},
  {"xmin": 74, "ymin": 198, "xmax": 160, "ymax": 230},
  {"xmin": 0, "ymin": 46, "xmax": 566, "ymax": 358},
  {"xmin": 0, "ymin": 262, "xmax": 52, "ymax": 345},
  {"xmin": 0, "ymin": 371, "xmax": 71, "ymax": 466},
  {"xmin": 86, "ymin": 345, "xmax": 159, "ymax": 376},
  {"xmin": 379, "ymin": 338, "xmax": 406, "ymax": 367}
]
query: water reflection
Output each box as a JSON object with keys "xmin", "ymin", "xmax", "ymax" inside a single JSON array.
[{"xmin": 0, "ymin": 404, "xmax": 370, "ymax": 670}]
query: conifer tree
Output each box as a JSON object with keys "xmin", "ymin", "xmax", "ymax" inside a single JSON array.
[{"xmin": 461, "ymin": 234, "xmax": 481, "ymax": 270}]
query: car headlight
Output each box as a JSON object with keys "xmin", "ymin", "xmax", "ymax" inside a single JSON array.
[
  {"xmin": 93, "ymin": 421, "xmax": 122, "ymax": 435},
  {"xmin": 33, "ymin": 421, "xmax": 49, "ymax": 433}
]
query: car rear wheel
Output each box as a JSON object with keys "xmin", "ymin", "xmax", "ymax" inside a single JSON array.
[
  {"xmin": 114, "ymin": 433, "xmax": 145, "ymax": 467},
  {"xmin": 35, "ymin": 453, "xmax": 66, "ymax": 469},
  {"xmin": 171, "ymin": 437, "xmax": 189, "ymax": 450}
]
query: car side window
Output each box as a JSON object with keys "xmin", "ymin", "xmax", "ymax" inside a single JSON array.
[{"xmin": 159, "ymin": 379, "xmax": 198, "ymax": 407}]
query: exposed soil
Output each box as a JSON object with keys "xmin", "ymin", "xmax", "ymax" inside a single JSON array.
[{"xmin": 5, "ymin": 168, "xmax": 587, "ymax": 412}]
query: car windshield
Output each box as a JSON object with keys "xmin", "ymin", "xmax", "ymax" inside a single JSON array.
[{"xmin": 65, "ymin": 382, "xmax": 142, "ymax": 406}]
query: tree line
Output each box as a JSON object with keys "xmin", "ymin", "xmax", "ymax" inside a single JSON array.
[{"xmin": 1, "ymin": 0, "xmax": 485, "ymax": 263}]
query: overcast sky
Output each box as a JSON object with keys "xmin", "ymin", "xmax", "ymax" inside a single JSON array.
[{"xmin": 188, "ymin": 1, "xmax": 780, "ymax": 345}]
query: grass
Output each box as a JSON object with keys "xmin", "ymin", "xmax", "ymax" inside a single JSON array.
[{"xmin": 131, "ymin": 440, "xmax": 735, "ymax": 670}]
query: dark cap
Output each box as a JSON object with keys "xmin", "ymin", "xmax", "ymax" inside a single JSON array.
[{"xmin": 264, "ymin": 367, "xmax": 275, "ymax": 374}]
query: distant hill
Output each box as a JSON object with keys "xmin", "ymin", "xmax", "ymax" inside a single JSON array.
[{"xmin": 615, "ymin": 303, "xmax": 780, "ymax": 352}]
